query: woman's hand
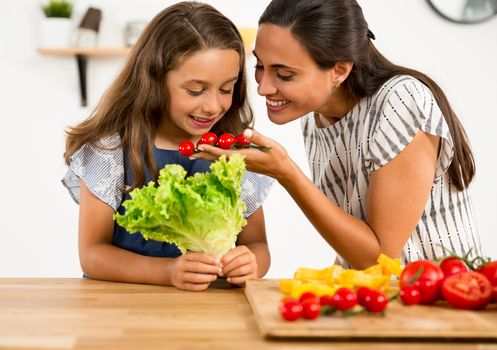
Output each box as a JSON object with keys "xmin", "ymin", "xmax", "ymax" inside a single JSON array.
[
  {"xmin": 220, "ymin": 245, "xmax": 258, "ymax": 287},
  {"xmin": 170, "ymin": 252, "xmax": 221, "ymax": 291},
  {"xmin": 195, "ymin": 129, "xmax": 292, "ymax": 181}
]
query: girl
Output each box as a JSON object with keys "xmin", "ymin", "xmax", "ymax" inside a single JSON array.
[
  {"xmin": 196, "ymin": 0, "xmax": 483, "ymax": 269},
  {"xmin": 62, "ymin": 2, "xmax": 273, "ymax": 291}
]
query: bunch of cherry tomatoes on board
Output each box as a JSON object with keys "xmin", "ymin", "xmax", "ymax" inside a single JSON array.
[
  {"xmin": 178, "ymin": 132, "xmax": 256, "ymax": 157},
  {"xmin": 279, "ymin": 254, "xmax": 497, "ymax": 321},
  {"xmin": 280, "ymin": 286, "xmax": 391, "ymax": 321}
]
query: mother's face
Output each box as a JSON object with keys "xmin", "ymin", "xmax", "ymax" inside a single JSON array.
[{"xmin": 253, "ymin": 24, "xmax": 335, "ymax": 124}]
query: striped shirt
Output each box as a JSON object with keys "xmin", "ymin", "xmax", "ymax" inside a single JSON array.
[{"xmin": 301, "ymin": 75, "xmax": 482, "ymax": 266}]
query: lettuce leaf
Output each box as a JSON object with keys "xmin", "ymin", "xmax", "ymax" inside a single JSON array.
[{"xmin": 114, "ymin": 154, "xmax": 247, "ymax": 259}]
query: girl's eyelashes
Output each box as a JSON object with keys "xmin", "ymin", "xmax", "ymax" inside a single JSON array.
[
  {"xmin": 220, "ymin": 88, "xmax": 233, "ymax": 95},
  {"xmin": 186, "ymin": 89, "xmax": 203, "ymax": 96}
]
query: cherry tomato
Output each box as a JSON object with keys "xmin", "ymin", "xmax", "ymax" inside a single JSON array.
[
  {"xmin": 178, "ymin": 141, "xmax": 195, "ymax": 157},
  {"xmin": 301, "ymin": 299, "xmax": 321, "ymax": 320},
  {"xmin": 357, "ymin": 287, "xmax": 373, "ymax": 306},
  {"xmin": 331, "ymin": 288, "xmax": 358, "ymax": 311},
  {"xmin": 217, "ymin": 133, "xmax": 236, "ymax": 149},
  {"xmin": 442, "ymin": 271, "xmax": 492, "ymax": 310},
  {"xmin": 234, "ymin": 134, "xmax": 251, "ymax": 146},
  {"xmin": 319, "ymin": 294, "xmax": 334, "ymax": 306},
  {"xmin": 298, "ymin": 291, "xmax": 318, "ymax": 303},
  {"xmin": 400, "ymin": 260, "xmax": 444, "ymax": 305},
  {"xmin": 279, "ymin": 298, "xmax": 303, "ymax": 321},
  {"xmin": 362, "ymin": 290, "xmax": 388, "ymax": 313},
  {"xmin": 492, "ymin": 286, "xmax": 497, "ymax": 303},
  {"xmin": 477, "ymin": 261, "xmax": 497, "ymax": 287},
  {"xmin": 440, "ymin": 257, "xmax": 468, "ymax": 281},
  {"xmin": 399, "ymin": 286, "xmax": 421, "ymax": 305},
  {"xmin": 197, "ymin": 132, "xmax": 218, "ymax": 147}
]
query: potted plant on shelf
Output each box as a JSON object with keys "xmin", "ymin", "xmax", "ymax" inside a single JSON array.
[{"xmin": 40, "ymin": 0, "xmax": 74, "ymax": 48}]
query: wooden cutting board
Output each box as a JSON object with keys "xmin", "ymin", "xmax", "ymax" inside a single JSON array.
[{"xmin": 245, "ymin": 279, "xmax": 497, "ymax": 341}]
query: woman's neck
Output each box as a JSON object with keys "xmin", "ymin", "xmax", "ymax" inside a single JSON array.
[{"xmin": 316, "ymin": 87, "xmax": 359, "ymax": 125}]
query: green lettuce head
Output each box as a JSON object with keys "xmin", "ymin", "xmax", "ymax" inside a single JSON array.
[{"xmin": 114, "ymin": 154, "xmax": 247, "ymax": 259}]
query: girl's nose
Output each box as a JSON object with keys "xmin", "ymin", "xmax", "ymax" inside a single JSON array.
[{"xmin": 203, "ymin": 93, "xmax": 223, "ymax": 116}]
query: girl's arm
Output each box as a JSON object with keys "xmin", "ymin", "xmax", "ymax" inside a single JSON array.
[
  {"xmin": 78, "ymin": 180, "xmax": 219, "ymax": 290},
  {"xmin": 196, "ymin": 129, "xmax": 439, "ymax": 269},
  {"xmin": 220, "ymin": 207, "xmax": 270, "ymax": 285}
]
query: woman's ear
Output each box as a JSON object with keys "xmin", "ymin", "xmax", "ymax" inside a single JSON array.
[{"xmin": 331, "ymin": 61, "xmax": 353, "ymax": 87}]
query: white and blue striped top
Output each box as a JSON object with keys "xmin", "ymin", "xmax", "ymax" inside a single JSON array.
[{"xmin": 302, "ymin": 75, "xmax": 482, "ymax": 266}]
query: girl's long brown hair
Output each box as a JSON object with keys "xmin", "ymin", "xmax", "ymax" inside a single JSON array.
[
  {"xmin": 64, "ymin": 1, "xmax": 253, "ymax": 189},
  {"xmin": 260, "ymin": 0, "xmax": 475, "ymax": 191}
]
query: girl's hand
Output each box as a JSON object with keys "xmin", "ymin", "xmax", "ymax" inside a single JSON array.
[
  {"xmin": 195, "ymin": 129, "xmax": 292, "ymax": 181},
  {"xmin": 220, "ymin": 245, "xmax": 258, "ymax": 287},
  {"xmin": 171, "ymin": 252, "xmax": 220, "ymax": 291}
]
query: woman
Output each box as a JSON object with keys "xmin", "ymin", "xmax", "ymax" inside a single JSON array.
[{"xmin": 195, "ymin": 0, "xmax": 482, "ymax": 269}]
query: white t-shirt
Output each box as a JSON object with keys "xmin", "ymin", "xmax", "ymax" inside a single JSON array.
[{"xmin": 301, "ymin": 75, "xmax": 482, "ymax": 266}]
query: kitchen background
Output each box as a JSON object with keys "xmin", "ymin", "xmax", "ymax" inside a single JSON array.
[{"xmin": 1, "ymin": 0, "xmax": 496, "ymax": 278}]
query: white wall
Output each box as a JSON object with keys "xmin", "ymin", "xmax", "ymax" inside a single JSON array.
[{"xmin": 0, "ymin": 0, "xmax": 495, "ymax": 278}]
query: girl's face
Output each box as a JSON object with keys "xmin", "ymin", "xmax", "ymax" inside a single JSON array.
[
  {"xmin": 254, "ymin": 24, "xmax": 335, "ymax": 124},
  {"xmin": 165, "ymin": 49, "xmax": 240, "ymax": 142}
]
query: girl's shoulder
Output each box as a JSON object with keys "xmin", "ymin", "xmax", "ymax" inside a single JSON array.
[{"xmin": 62, "ymin": 133, "xmax": 125, "ymax": 211}]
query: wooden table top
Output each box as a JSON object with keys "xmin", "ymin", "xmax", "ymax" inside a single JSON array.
[{"xmin": 1, "ymin": 278, "xmax": 496, "ymax": 350}]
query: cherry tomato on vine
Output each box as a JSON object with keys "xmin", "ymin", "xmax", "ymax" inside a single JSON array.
[
  {"xmin": 197, "ymin": 132, "xmax": 218, "ymax": 147},
  {"xmin": 442, "ymin": 271, "xmax": 492, "ymax": 310},
  {"xmin": 362, "ymin": 290, "xmax": 388, "ymax": 313},
  {"xmin": 440, "ymin": 257, "xmax": 468, "ymax": 281},
  {"xmin": 298, "ymin": 291, "xmax": 318, "ymax": 303},
  {"xmin": 178, "ymin": 141, "xmax": 195, "ymax": 157},
  {"xmin": 217, "ymin": 133, "xmax": 236, "ymax": 149},
  {"xmin": 331, "ymin": 288, "xmax": 358, "ymax": 311},
  {"xmin": 279, "ymin": 298, "xmax": 303, "ymax": 321},
  {"xmin": 234, "ymin": 134, "xmax": 251, "ymax": 146},
  {"xmin": 400, "ymin": 260, "xmax": 444, "ymax": 305},
  {"xmin": 301, "ymin": 299, "xmax": 321, "ymax": 320},
  {"xmin": 399, "ymin": 286, "xmax": 421, "ymax": 305},
  {"xmin": 319, "ymin": 294, "xmax": 334, "ymax": 306},
  {"xmin": 357, "ymin": 287, "xmax": 373, "ymax": 306}
]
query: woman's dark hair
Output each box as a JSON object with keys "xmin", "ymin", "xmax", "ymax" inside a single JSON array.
[
  {"xmin": 260, "ymin": 0, "xmax": 474, "ymax": 190},
  {"xmin": 65, "ymin": 1, "xmax": 253, "ymax": 189}
]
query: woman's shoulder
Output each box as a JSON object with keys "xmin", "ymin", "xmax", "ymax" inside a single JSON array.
[{"xmin": 374, "ymin": 75, "xmax": 430, "ymax": 102}]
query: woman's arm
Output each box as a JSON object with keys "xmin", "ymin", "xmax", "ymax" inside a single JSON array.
[
  {"xmin": 220, "ymin": 207, "xmax": 270, "ymax": 285},
  {"xmin": 196, "ymin": 129, "xmax": 439, "ymax": 269},
  {"xmin": 78, "ymin": 180, "xmax": 219, "ymax": 290}
]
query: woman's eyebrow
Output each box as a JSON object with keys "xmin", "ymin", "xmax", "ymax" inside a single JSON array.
[{"xmin": 252, "ymin": 50, "xmax": 294, "ymax": 69}]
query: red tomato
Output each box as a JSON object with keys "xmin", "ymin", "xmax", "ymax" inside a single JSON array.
[
  {"xmin": 357, "ymin": 287, "xmax": 373, "ymax": 306},
  {"xmin": 442, "ymin": 271, "xmax": 492, "ymax": 310},
  {"xmin": 362, "ymin": 290, "xmax": 388, "ymax": 313},
  {"xmin": 178, "ymin": 141, "xmax": 195, "ymax": 157},
  {"xmin": 298, "ymin": 291, "xmax": 318, "ymax": 303},
  {"xmin": 319, "ymin": 294, "xmax": 334, "ymax": 306},
  {"xmin": 440, "ymin": 257, "xmax": 468, "ymax": 280},
  {"xmin": 400, "ymin": 260, "xmax": 444, "ymax": 305},
  {"xmin": 279, "ymin": 298, "xmax": 303, "ymax": 321},
  {"xmin": 197, "ymin": 132, "xmax": 218, "ymax": 146},
  {"xmin": 477, "ymin": 261, "xmax": 497, "ymax": 287},
  {"xmin": 331, "ymin": 288, "xmax": 358, "ymax": 311},
  {"xmin": 399, "ymin": 286, "xmax": 421, "ymax": 305},
  {"xmin": 217, "ymin": 133, "xmax": 236, "ymax": 149},
  {"xmin": 301, "ymin": 299, "xmax": 321, "ymax": 319},
  {"xmin": 234, "ymin": 134, "xmax": 251, "ymax": 146},
  {"xmin": 493, "ymin": 286, "xmax": 497, "ymax": 303}
]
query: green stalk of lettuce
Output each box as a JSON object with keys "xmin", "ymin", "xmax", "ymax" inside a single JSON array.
[{"xmin": 114, "ymin": 154, "xmax": 247, "ymax": 259}]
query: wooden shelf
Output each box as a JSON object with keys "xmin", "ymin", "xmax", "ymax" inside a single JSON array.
[
  {"xmin": 37, "ymin": 47, "xmax": 130, "ymax": 57},
  {"xmin": 37, "ymin": 47, "xmax": 131, "ymax": 106}
]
